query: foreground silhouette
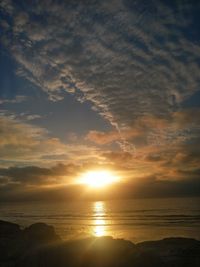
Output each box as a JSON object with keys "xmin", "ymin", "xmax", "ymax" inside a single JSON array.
[{"xmin": 0, "ymin": 220, "xmax": 199, "ymax": 267}]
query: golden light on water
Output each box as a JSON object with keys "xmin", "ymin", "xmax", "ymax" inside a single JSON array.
[
  {"xmin": 93, "ymin": 201, "xmax": 106, "ymax": 237},
  {"xmin": 79, "ymin": 170, "xmax": 119, "ymax": 188}
]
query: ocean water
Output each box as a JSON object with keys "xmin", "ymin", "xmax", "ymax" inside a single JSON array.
[{"xmin": 0, "ymin": 197, "xmax": 200, "ymax": 243}]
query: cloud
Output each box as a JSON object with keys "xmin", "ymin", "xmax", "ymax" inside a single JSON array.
[
  {"xmin": 0, "ymin": 0, "xmax": 13, "ymax": 15},
  {"xmin": 0, "ymin": 166, "xmax": 199, "ymax": 201},
  {"xmin": 86, "ymin": 130, "xmax": 121, "ymax": 145},
  {"xmin": 100, "ymin": 136, "xmax": 200, "ymax": 183},
  {"xmin": 0, "ymin": 163, "xmax": 80, "ymax": 186},
  {"xmin": 102, "ymin": 151, "xmax": 133, "ymax": 165},
  {"xmin": 0, "ymin": 109, "xmax": 42, "ymax": 122},
  {"xmin": 114, "ymin": 176, "xmax": 200, "ymax": 199},
  {"xmin": 0, "ymin": 0, "xmax": 200, "ymax": 200},
  {"xmin": 86, "ymin": 128, "xmax": 141, "ymax": 145},
  {"xmin": 86, "ymin": 108, "xmax": 200, "ymax": 154},
  {"xmin": 0, "ymin": 95, "xmax": 27, "ymax": 104},
  {"xmin": 25, "ymin": 114, "xmax": 42, "ymax": 121},
  {"xmin": 1, "ymin": 0, "xmax": 200, "ymax": 140},
  {"xmin": 0, "ymin": 115, "xmax": 46, "ymax": 147},
  {"xmin": 0, "ymin": 114, "xmax": 100, "ymax": 165}
]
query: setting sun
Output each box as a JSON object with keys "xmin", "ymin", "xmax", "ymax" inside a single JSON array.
[{"xmin": 79, "ymin": 170, "xmax": 119, "ymax": 188}]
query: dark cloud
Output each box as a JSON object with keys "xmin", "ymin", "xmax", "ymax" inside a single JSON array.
[
  {"xmin": 0, "ymin": 163, "xmax": 80, "ymax": 185},
  {"xmin": 177, "ymin": 168, "xmax": 200, "ymax": 178},
  {"xmin": 119, "ymin": 176, "xmax": 200, "ymax": 199},
  {"xmin": 0, "ymin": 176, "xmax": 9, "ymax": 185}
]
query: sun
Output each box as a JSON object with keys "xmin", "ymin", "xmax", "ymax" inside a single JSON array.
[{"xmin": 79, "ymin": 170, "xmax": 119, "ymax": 188}]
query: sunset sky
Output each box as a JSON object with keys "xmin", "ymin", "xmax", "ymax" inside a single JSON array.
[{"xmin": 0, "ymin": 0, "xmax": 200, "ymax": 201}]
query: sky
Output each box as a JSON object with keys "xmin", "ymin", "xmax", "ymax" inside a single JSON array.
[{"xmin": 0, "ymin": 0, "xmax": 200, "ymax": 201}]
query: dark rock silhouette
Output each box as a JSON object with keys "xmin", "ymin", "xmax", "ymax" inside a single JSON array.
[
  {"xmin": 0, "ymin": 220, "xmax": 199, "ymax": 267},
  {"xmin": 137, "ymin": 237, "xmax": 200, "ymax": 267},
  {"xmin": 0, "ymin": 220, "xmax": 21, "ymax": 238},
  {"xmin": 23, "ymin": 222, "xmax": 60, "ymax": 243}
]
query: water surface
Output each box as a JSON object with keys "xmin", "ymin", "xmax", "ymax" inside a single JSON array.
[{"xmin": 0, "ymin": 197, "xmax": 199, "ymax": 242}]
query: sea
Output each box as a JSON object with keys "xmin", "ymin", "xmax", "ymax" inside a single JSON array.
[{"xmin": 0, "ymin": 197, "xmax": 200, "ymax": 243}]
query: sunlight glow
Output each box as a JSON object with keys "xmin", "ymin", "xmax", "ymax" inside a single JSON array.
[
  {"xmin": 79, "ymin": 170, "xmax": 119, "ymax": 188},
  {"xmin": 93, "ymin": 202, "xmax": 106, "ymax": 237}
]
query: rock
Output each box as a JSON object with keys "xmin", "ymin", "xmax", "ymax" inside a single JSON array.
[
  {"xmin": 23, "ymin": 222, "xmax": 60, "ymax": 243},
  {"xmin": 18, "ymin": 236, "xmax": 138, "ymax": 267},
  {"xmin": 0, "ymin": 220, "xmax": 21, "ymax": 238},
  {"xmin": 0, "ymin": 221, "xmax": 200, "ymax": 267},
  {"xmin": 137, "ymin": 237, "xmax": 200, "ymax": 267}
]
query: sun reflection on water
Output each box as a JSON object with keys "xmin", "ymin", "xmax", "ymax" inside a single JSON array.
[{"xmin": 93, "ymin": 201, "xmax": 106, "ymax": 237}]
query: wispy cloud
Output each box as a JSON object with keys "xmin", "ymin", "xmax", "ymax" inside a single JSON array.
[
  {"xmin": 0, "ymin": 114, "xmax": 100, "ymax": 166},
  {"xmin": 0, "ymin": 95, "xmax": 27, "ymax": 104}
]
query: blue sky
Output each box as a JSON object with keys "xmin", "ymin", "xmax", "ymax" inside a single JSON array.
[{"xmin": 0, "ymin": 48, "xmax": 112, "ymax": 141}]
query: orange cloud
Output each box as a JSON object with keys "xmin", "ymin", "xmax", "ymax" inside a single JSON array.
[
  {"xmin": 86, "ymin": 130, "xmax": 120, "ymax": 144},
  {"xmin": 86, "ymin": 128, "xmax": 141, "ymax": 145},
  {"xmin": 0, "ymin": 115, "xmax": 100, "ymax": 166}
]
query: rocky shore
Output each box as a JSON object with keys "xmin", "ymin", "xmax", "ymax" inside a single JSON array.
[{"xmin": 0, "ymin": 220, "xmax": 199, "ymax": 267}]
